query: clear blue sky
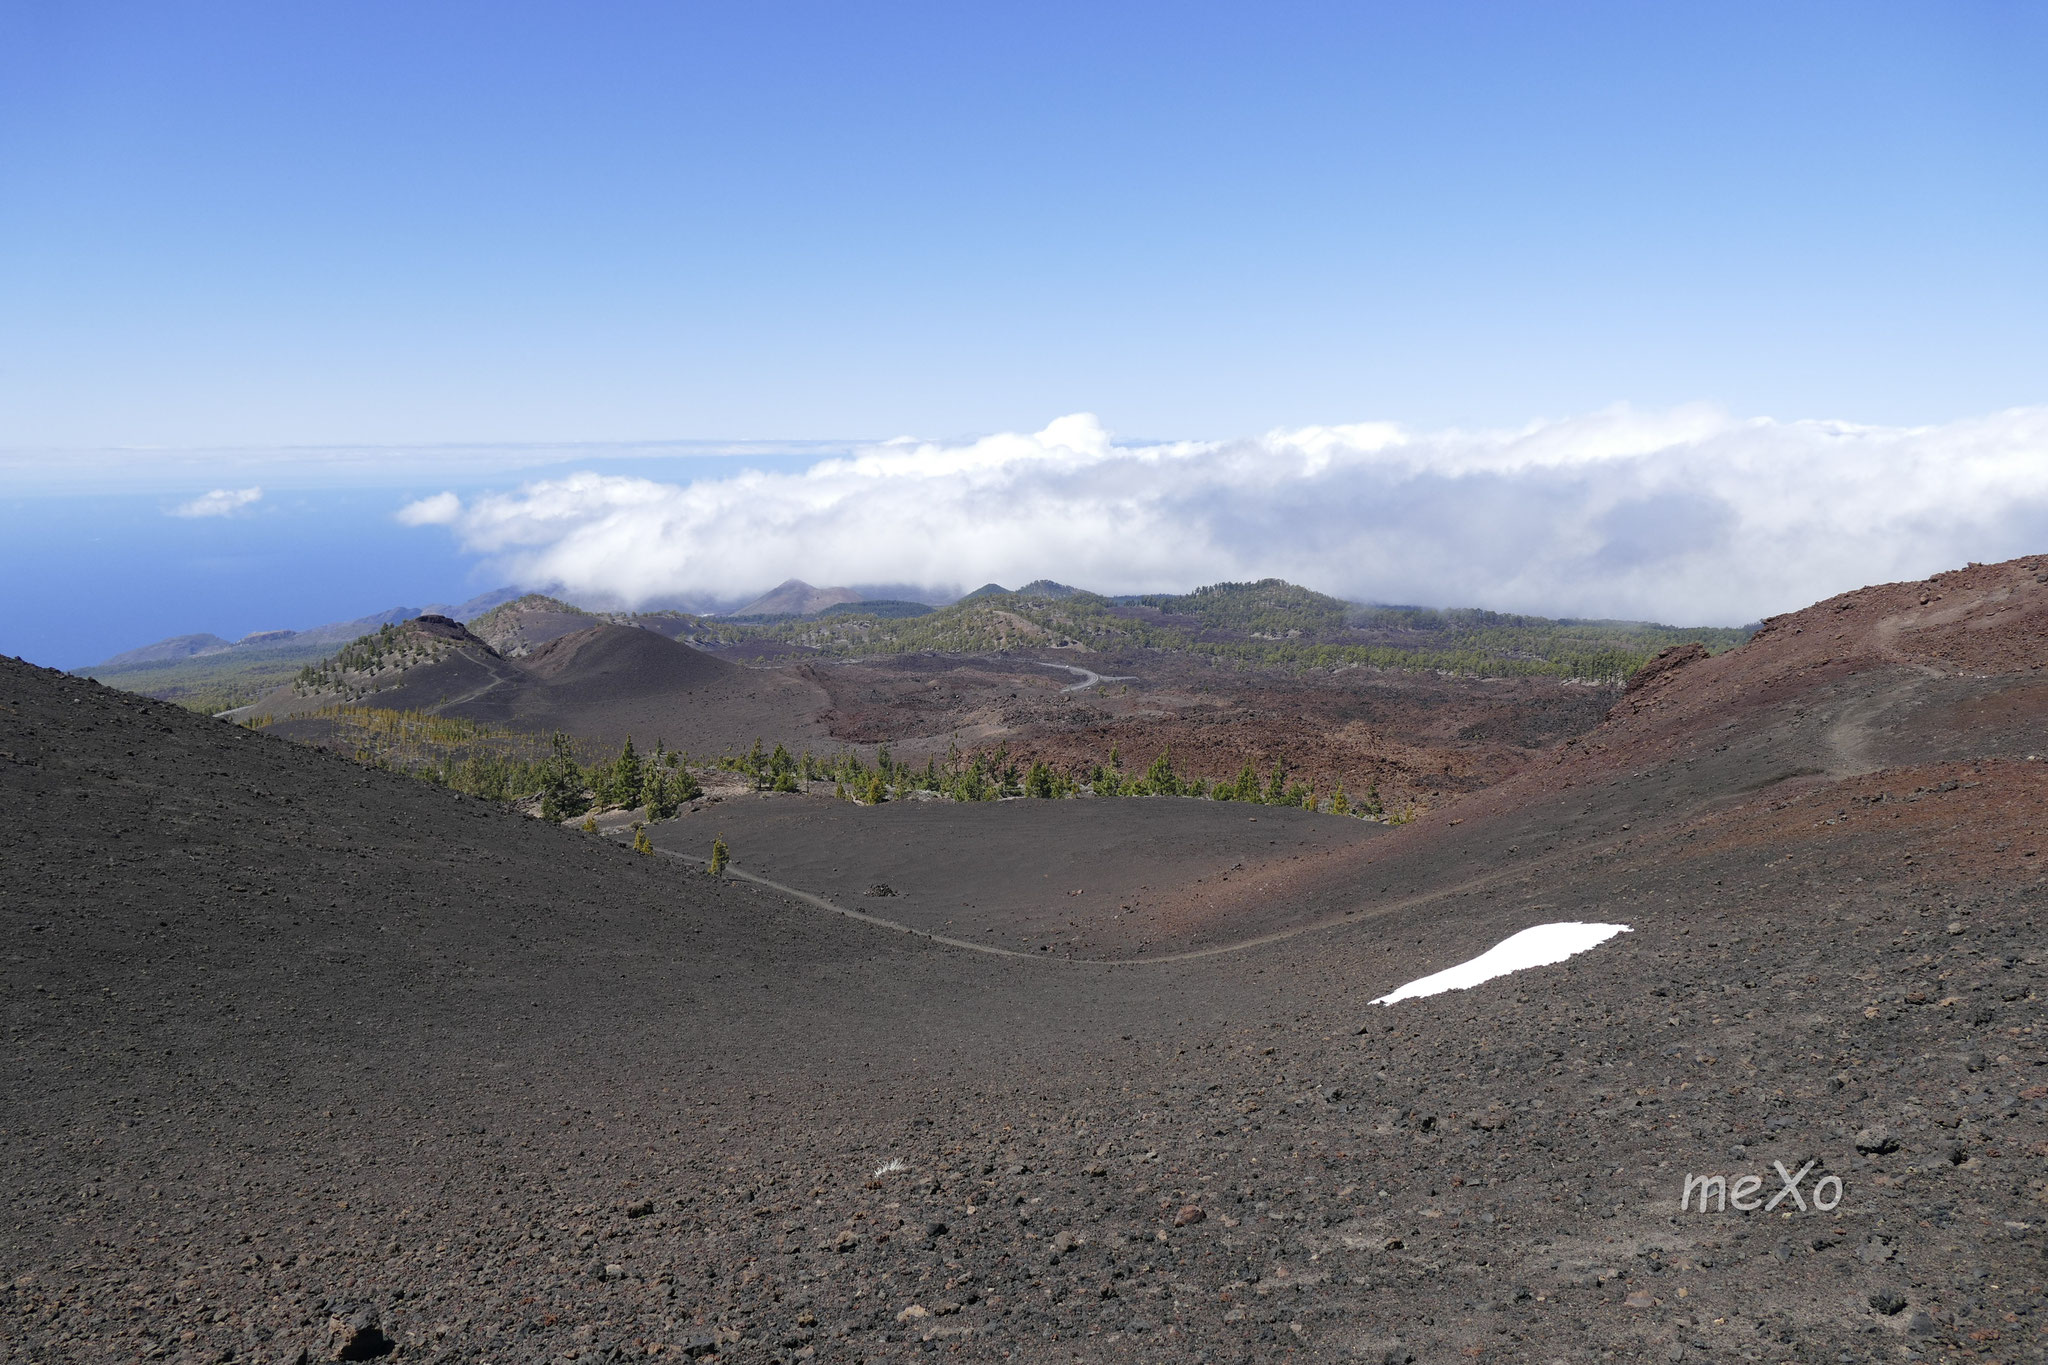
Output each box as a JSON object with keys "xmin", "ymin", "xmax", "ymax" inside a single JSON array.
[
  {"xmin": 3, "ymin": 2, "xmax": 2045, "ymax": 669},
  {"xmin": 3, "ymin": 1, "xmax": 2043, "ymax": 449}
]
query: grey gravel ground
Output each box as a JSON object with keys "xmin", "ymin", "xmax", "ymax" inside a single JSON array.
[{"xmin": 3, "ymin": 636, "xmax": 2043, "ymax": 1364}]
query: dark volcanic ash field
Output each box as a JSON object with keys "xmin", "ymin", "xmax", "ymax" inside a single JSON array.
[{"xmin": 4, "ymin": 557, "xmax": 2047, "ymax": 1364}]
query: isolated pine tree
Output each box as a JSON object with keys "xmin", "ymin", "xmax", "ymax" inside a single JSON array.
[
  {"xmin": 581, "ymin": 814, "xmax": 598, "ymax": 834},
  {"xmin": 708, "ymin": 834, "xmax": 729, "ymax": 876},
  {"xmin": 1026, "ymin": 760, "xmax": 1055, "ymax": 798},
  {"xmin": 642, "ymin": 764, "xmax": 675, "ymax": 820},
  {"xmin": 1144, "ymin": 748, "xmax": 1180, "ymax": 797},
  {"xmin": 613, "ymin": 737, "xmax": 643, "ymax": 809},
  {"xmin": 541, "ymin": 731, "xmax": 590, "ymax": 821},
  {"xmin": 632, "ymin": 823, "xmax": 653, "ymax": 855},
  {"xmin": 1330, "ymin": 785, "xmax": 1351, "ymax": 816}
]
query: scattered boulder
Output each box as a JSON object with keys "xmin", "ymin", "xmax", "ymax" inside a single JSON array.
[
  {"xmin": 1854, "ymin": 1126, "xmax": 1900, "ymax": 1154},
  {"xmin": 1173, "ymin": 1204, "xmax": 1206, "ymax": 1227},
  {"xmin": 326, "ymin": 1307, "xmax": 393, "ymax": 1361}
]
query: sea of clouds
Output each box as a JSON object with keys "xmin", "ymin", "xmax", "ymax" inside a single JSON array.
[{"xmin": 397, "ymin": 405, "xmax": 2048, "ymax": 625}]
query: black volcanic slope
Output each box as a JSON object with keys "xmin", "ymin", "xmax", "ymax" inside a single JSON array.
[
  {"xmin": 479, "ymin": 625, "xmax": 831, "ymax": 751},
  {"xmin": 270, "ymin": 621, "xmax": 833, "ymax": 756},
  {"xmin": 341, "ymin": 621, "xmax": 741, "ymax": 732},
  {"xmin": 4, "ymin": 555, "xmax": 2047, "ymax": 1365}
]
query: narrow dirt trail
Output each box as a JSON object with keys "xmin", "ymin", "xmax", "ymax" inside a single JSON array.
[
  {"xmin": 651, "ymin": 828, "xmax": 1623, "ymax": 968},
  {"xmin": 432, "ymin": 652, "xmax": 530, "ymax": 711}
]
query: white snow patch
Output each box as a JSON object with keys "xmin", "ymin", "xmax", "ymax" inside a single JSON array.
[
  {"xmin": 873, "ymin": 1158, "xmax": 909, "ymax": 1177},
  {"xmin": 1371, "ymin": 922, "xmax": 1631, "ymax": 1005}
]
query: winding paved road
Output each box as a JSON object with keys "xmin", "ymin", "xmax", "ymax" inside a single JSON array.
[{"xmin": 1036, "ymin": 661, "xmax": 1138, "ymax": 692}]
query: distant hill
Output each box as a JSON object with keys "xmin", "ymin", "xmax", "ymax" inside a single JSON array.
[
  {"xmin": 755, "ymin": 577, "xmax": 1753, "ymax": 682},
  {"xmin": 815, "ymin": 600, "xmax": 934, "ymax": 620},
  {"xmin": 1015, "ymin": 579, "xmax": 1082, "ymax": 599},
  {"xmin": 952, "ymin": 579, "xmax": 1082, "ymax": 604},
  {"xmin": 728, "ymin": 580, "xmax": 862, "ymax": 619},
  {"xmin": 465, "ymin": 594, "xmax": 596, "ymax": 657},
  {"xmin": 77, "ymin": 587, "xmax": 524, "ymax": 710},
  {"xmin": 93, "ymin": 633, "xmax": 235, "ymax": 668},
  {"xmin": 239, "ymin": 615, "xmax": 827, "ymax": 754}
]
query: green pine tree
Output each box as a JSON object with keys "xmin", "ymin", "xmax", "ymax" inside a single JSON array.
[
  {"xmin": 708, "ymin": 834, "xmax": 729, "ymax": 876},
  {"xmin": 642, "ymin": 763, "xmax": 676, "ymax": 820},
  {"xmin": 612, "ymin": 737, "xmax": 642, "ymax": 809},
  {"xmin": 1144, "ymin": 748, "xmax": 1181, "ymax": 797},
  {"xmin": 540, "ymin": 731, "xmax": 590, "ymax": 821},
  {"xmin": 1229, "ymin": 759, "xmax": 1261, "ymax": 803},
  {"xmin": 865, "ymin": 773, "xmax": 886, "ymax": 805},
  {"xmin": 1330, "ymin": 785, "xmax": 1351, "ymax": 816}
]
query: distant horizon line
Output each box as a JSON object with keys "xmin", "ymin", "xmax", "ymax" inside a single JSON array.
[{"xmin": 78, "ymin": 573, "xmax": 1764, "ymax": 670}]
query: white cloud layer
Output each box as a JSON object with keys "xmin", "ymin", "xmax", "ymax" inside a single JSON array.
[
  {"xmin": 397, "ymin": 406, "xmax": 2048, "ymax": 624},
  {"xmin": 395, "ymin": 490, "xmax": 463, "ymax": 526},
  {"xmin": 170, "ymin": 486, "xmax": 263, "ymax": 518}
]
